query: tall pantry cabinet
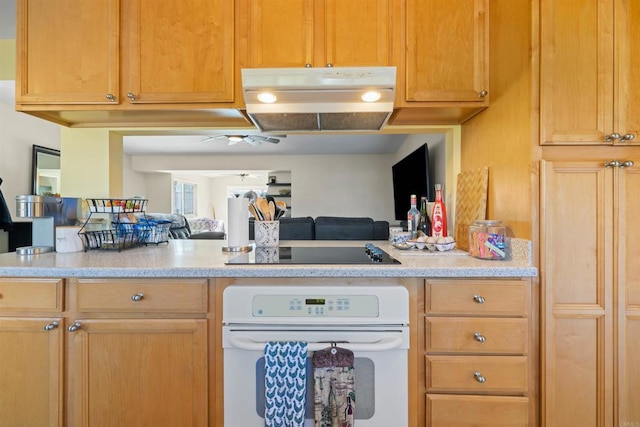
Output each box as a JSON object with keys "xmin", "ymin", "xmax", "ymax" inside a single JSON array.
[{"xmin": 539, "ymin": 0, "xmax": 640, "ymax": 426}]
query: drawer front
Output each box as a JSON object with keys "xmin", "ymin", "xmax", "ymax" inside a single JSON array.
[
  {"xmin": 70, "ymin": 279, "xmax": 207, "ymax": 312},
  {"xmin": 0, "ymin": 278, "xmax": 62, "ymax": 311},
  {"xmin": 426, "ymin": 355, "xmax": 527, "ymax": 393},
  {"xmin": 426, "ymin": 317, "xmax": 528, "ymax": 354},
  {"xmin": 426, "ymin": 394, "xmax": 529, "ymax": 426},
  {"xmin": 426, "ymin": 279, "xmax": 528, "ymax": 316}
]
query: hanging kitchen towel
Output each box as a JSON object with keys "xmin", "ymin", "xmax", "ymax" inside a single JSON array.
[
  {"xmin": 264, "ymin": 341, "xmax": 308, "ymax": 427},
  {"xmin": 0, "ymin": 178, "xmax": 13, "ymax": 232},
  {"xmin": 313, "ymin": 344, "xmax": 355, "ymax": 427}
]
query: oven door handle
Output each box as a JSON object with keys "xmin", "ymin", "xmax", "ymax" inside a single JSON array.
[{"xmin": 228, "ymin": 335, "xmax": 404, "ymax": 352}]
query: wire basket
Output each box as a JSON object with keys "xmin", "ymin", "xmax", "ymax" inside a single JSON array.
[
  {"xmin": 79, "ymin": 222, "xmax": 150, "ymax": 251},
  {"xmin": 138, "ymin": 219, "xmax": 171, "ymax": 244},
  {"xmin": 86, "ymin": 198, "xmax": 148, "ymax": 213}
]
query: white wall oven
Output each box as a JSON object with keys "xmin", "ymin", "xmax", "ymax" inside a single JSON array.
[{"xmin": 222, "ymin": 284, "xmax": 409, "ymax": 426}]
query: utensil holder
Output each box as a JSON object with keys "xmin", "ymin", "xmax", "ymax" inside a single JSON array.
[{"xmin": 254, "ymin": 220, "xmax": 279, "ymax": 247}]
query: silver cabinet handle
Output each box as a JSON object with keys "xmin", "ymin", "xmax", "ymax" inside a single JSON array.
[
  {"xmin": 474, "ymin": 332, "xmax": 486, "ymax": 342},
  {"xmin": 605, "ymin": 133, "xmax": 621, "ymax": 142},
  {"xmin": 621, "ymin": 133, "xmax": 636, "ymax": 142},
  {"xmin": 126, "ymin": 92, "xmax": 137, "ymax": 101},
  {"xmin": 105, "ymin": 93, "xmax": 116, "ymax": 102},
  {"xmin": 473, "ymin": 294, "xmax": 485, "ymax": 304},
  {"xmin": 67, "ymin": 322, "xmax": 82, "ymax": 332},
  {"xmin": 44, "ymin": 321, "xmax": 59, "ymax": 331},
  {"xmin": 619, "ymin": 160, "xmax": 635, "ymax": 168},
  {"xmin": 326, "ymin": 63, "xmax": 333, "ymax": 67},
  {"xmin": 605, "ymin": 160, "xmax": 620, "ymax": 168},
  {"xmin": 474, "ymin": 371, "xmax": 486, "ymax": 383},
  {"xmin": 305, "ymin": 63, "xmax": 312, "ymax": 68},
  {"xmin": 131, "ymin": 292, "xmax": 144, "ymax": 301},
  {"xmin": 478, "ymin": 90, "xmax": 488, "ymax": 97}
]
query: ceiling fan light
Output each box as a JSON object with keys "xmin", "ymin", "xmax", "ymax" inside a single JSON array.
[
  {"xmin": 361, "ymin": 90, "xmax": 382, "ymax": 102},
  {"xmin": 227, "ymin": 136, "xmax": 243, "ymax": 142},
  {"xmin": 257, "ymin": 92, "xmax": 277, "ymax": 103}
]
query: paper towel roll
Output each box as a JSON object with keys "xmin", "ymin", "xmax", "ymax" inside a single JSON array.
[
  {"xmin": 227, "ymin": 197, "xmax": 249, "ymax": 248},
  {"xmin": 55, "ymin": 226, "xmax": 84, "ymax": 253}
]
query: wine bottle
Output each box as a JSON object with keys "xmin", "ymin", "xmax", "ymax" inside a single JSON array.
[
  {"xmin": 431, "ymin": 184, "xmax": 448, "ymax": 238},
  {"xmin": 344, "ymin": 395, "xmax": 354, "ymax": 426},
  {"xmin": 418, "ymin": 196, "xmax": 431, "ymax": 236},
  {"xmin": 407, "ymin": 194, "xmax": 420, "ymax": 239}
]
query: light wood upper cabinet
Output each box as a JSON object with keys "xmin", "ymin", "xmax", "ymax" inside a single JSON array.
[
  {"xmin": 120, "ymin": 0, "xmax": 234, "ymax": 104},
  {"xmin": 16, "ymin": 0, "xmax": 235, "ymax": 106},
  {"xmin": 239, "ymin": 0, "xmax": 400, "ymax": 68},
  {"xmin": 540, "ymin": 0, "xmax": 639, "ymax": 145},
  {"xmin": 238, "ymin": 0, "xmax": 399, "ymax": 69},
  {"xmin": 541, "ymin": 159, "xmax": 640, "ymax": 426},
  {"xmin": 404, "ymin": 0, "xmax": 489, "ymax": 103},
  {"xmin": 15, "ymin": 0, "xmax": 120, "ymax": 104}
]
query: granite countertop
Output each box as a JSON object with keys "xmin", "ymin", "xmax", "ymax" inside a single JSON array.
[{"xmin": 0, "ymin": 239, "xmax": 537, "ymax": 278}]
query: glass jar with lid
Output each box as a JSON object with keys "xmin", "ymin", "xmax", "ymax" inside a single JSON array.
[{"xmin": 468, "ymin": 220, "xmax": 507, "ymax": 260}]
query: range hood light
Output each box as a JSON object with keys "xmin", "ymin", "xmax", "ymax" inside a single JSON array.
[
  {"xmin": 361, "ymin": 90, "xmax": 382, "ymax": 102},
  {"xmin": 257, "ymin": 92, "xmax": 277, "ymax": 103},
  {"xmin": 241, "ymin": 67, "xmax": 396, "ymax": 132}
]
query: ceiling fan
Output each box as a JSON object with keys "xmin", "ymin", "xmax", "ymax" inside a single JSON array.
[{"xmin": 201, "ymin": 134, "xmax": 286, "ymax": 146}]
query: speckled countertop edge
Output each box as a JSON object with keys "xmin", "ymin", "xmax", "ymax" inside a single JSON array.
[{"xmin": 0, "ymin": 238, "xmax": 537, "ymax": 278}]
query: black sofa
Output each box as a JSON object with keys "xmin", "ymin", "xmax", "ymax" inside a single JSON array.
[{"xmin": 249, "ymin": 216, "xmax": 389, "ymax": 240}]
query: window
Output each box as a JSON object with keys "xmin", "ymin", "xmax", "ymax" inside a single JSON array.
[{"xmin": 173, "ymin": 180, "xmax": 196, "ymax": 215}]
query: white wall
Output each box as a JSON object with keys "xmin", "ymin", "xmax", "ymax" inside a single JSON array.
[{"xmin": 0, "ymin": 91, "xmax": 61, "ymax": 252}]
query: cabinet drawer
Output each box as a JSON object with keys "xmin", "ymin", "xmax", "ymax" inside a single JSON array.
[
  {"xmin": 69, "ymin": 279, "xmax": 207, "ymax": 313},
  {"xmin": 426, "ymin": 355, "xmax": 527, "ymax": 394},
  {"xmin": 426, "ymin": 317, "xmax": 528, "ymax": 354},
  {"xmin": 426, "ymin": 394, "xmax": 529, "ymax": 426},
  {"xmin": 425, "ymin": 280, "xmax": 528, "ymax": 316},
  {"xmin": 0, "ymin": 278, "xmax": 63, "ymax": 312}
]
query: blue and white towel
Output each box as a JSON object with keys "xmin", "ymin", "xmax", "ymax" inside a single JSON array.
[{"xmin": 264, "ymin": 341, "xmax": 308, "ymax": 427}]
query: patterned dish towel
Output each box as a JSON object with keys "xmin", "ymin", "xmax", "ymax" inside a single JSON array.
[
  {"xmin": 313, "ymin": 345, "xmax": 355, "ymax": 427},
  {"xmin": 264, "ymin": 341, "xmax": 308, "ymax": 427}
]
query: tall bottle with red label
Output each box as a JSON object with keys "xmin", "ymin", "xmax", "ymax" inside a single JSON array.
[{"xmin": 431, "ymin": 184, "xmax": 448, "ymax": 238}]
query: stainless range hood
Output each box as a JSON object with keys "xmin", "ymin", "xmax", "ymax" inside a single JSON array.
[{"xmin": 241, "ymin": 67, "xmax": 396, "ymax": 132}]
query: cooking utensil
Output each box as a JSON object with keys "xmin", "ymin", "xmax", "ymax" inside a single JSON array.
[
  {"xmin": 268, "ymin": 201, "xmax": 276, "ymax": 222},
  {"xmin": 248, "ymin": 202, "xmax": 263, "ymax": 220},
  {"xmin": 257, "ymin": 197, "xmax": 271, "ymax": 220}
]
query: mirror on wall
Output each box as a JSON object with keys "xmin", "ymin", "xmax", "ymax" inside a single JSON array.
[{"xmin": 31, "ymin": 145, "xmax": 60, "ymax": 195}]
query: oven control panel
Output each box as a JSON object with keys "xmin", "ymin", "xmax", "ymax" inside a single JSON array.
[{"xmin": 252, "ymin": 294, "xmax": 379, "ymax": 317}]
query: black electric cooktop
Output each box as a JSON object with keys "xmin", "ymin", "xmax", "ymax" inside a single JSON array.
[{"xmin": 226, "ymin": 245, "xmax": 400, "ymax": 265}]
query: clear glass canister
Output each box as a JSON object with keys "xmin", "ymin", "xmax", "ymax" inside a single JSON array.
[{"xmin": 468, "ymin": 220, "xmax": 507, "ymax": 260}]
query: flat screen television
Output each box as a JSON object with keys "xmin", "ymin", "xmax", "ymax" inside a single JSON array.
[{"xmin": 392, "ymin": 143, "xmax": 433, "ymax": 220}]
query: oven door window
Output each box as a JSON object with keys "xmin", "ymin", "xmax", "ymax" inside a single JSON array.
[{"xmin": 255, "ymin": 357, "xmax": 375, "ymax": 420}]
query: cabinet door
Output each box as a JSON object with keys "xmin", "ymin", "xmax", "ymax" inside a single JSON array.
[
  {"xmin": 0, "ymin": 318, "xmax": 63, "ymax": 427},
  {"xmin": 321, "ymin": 0, "xmax": 397, "ymax": 67},
  {"xmin": 615, "ymin": 0, "xmax": 640, "ymax": 145},
  {"xmin": 618, "ymin": 162, "xmax": 640, "ymax": 424},
  {"xmin": 405, "ymin": 0, "xmax": 489, "ymax": 102},
  {"xmin": 240, "ymin": 0, "xmax": 397, "ymax": 69},
  {"xmin": 15, "ymin": 0, "xmax": 120, "ymax": 104},
  {"xmin": 240, "ymin": 0, "xmax": 316, "ymax": 68},
  {"xmin": 121, "ymin": 0, "xmax": 234, "ymax": 103},
  {"xmin": 541, "ymin": 161, "xmax": 615, "ymax": 426},
  {"xmin": 66, "ymin": 319, "xmax": 208, "ymax": 426},
  {"xmin": 540, "ymin": 0, "xmax": 615, "ymax": 145}
]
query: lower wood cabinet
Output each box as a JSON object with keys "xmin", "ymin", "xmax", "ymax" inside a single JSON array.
[
  {"xmin": 65, "ymin": 318, "xmax": 207, "ymax": 427},
  {"xmin": 0, "ymin": 278, "xmax": 64, "ymax": 426},
  {"xmin": 422, "ymin": 278, "xmax": 534, "ymax": 427},
  {"xmin": 0, "ymin": 277, "xmax": 210, "ymax": 427}
]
